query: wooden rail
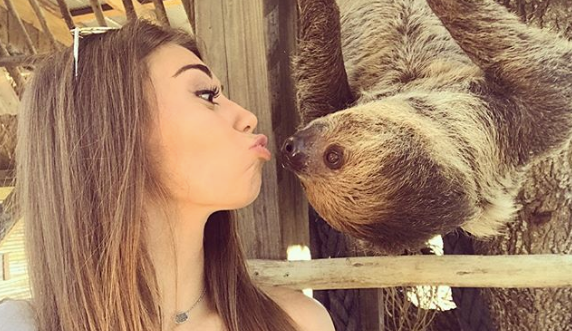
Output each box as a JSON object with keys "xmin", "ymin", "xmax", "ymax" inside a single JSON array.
[
  {"xmin": 88, "ymin": 0, "xmax": 107, "ymax": 27},
  {"xmin": 249, "ymin": 255, "xmax": 572, "ymax": 289},
  {"xmin": 27, "ymin": 0, "xmax": 60, "ymax": 49},
  {"xmin": 3, "ymin": 0, "xmax": 37, "ymax": 54}
]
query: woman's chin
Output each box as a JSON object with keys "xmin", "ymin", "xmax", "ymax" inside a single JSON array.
[{"xmin": 242, "ymin": 187, "xmax": 263, "ymax": 208}]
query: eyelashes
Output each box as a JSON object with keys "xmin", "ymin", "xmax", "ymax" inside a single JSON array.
[{"xmin": 195, "ymin": 85, "xmax": 221, "ymax": 104}]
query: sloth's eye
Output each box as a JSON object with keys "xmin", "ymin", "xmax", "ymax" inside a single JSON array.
[
  {"xmin": 326, "ymin": 151, "xmax": 340, "ymax": 164},
  {"xmin": 324, "ymin": 145, "xmax": 344, "ymax": 170}
]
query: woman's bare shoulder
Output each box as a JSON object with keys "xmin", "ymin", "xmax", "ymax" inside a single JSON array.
[
  {"xmin": 261, "ymin": 286, "xmax": 335, "ymax": 331},
  {"xmin": 0, "ymin": 299, "xmax": 36, "ymax": 331}
]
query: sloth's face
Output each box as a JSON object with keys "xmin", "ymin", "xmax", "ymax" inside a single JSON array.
[{"xmin": 281, "ymin": 100, "xmax": 475, "ymax": 253}]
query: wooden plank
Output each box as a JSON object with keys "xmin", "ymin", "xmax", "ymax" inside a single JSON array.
[
  {"xmin": 195, "ymin": 0, "xmax": 306, "ymax": 260},
  {"xmin": 3, "ymin": 0, "xmax": 37, "ymax": 54},
  {"xmin": 0, "ymin": 38, "xmax": 24, "ymax": 96},
  {"xmin": 1, "ymin": 253, "xmax": 9, "ymax": 280},
  {"xmin": 73, "ymin": 8, "xmax": 122, "ymax": 23},
  {"xmin": 72, "ymin": 1, "xmax": 180, "ymax": 23},
  {"xmin": 264, "ymin": 0, "xmax": 309, "ymax": 250},
  {"xmin": 194, "ymin": 0, "xmax": 229, "ymax": 90},
  {"xmin": 180, "ymin": 0, "xmax": 194, "ymax": 33},
  {"xmin": 88, "ymin": 0, "xmax": 107, "ymax": 27},
  {"xmin": 119, "ymin": 0, "xmax": 136, "ymax": 22},
  {"xmin": 105, "ymin": 0, "xmax": 156, "ymax": 21},
  {"xmin": 1, "ymin": 7, "xmax": 53, "ymax": 54},
  {"xmin": 0, "ymin": 217, "xmax": 30, "ymax": 300},
  {"xmin": 0, "ymin": 53, "xmax": 47, "ymax": 67},
  {"xmin": 37, "ymin": 0, "xmax": 62, "ymax": 19},
  {"xmin": 106, "ymin": 0, "xmax": 143, "ymax": 13},
  {"xmin": 0, "ymin": 69, "xmax": 19, "ymax": 115},
  {"xmin": 0, "ymin": 277, "xmax": 31, "ymax": 299},
  {"xmin": 249, "ymin": 255, "xmax": 572, "ymax": 289},
  {"xmin": 0, "ymin": 187, "xmax": 13, "ymax": 200},
  {"xmin": 222, "ymin": 0, "xmax": 283, "ymax": 259},
  {"xmin": 151, "ymin": 0, "xmax": 169, "ymax": 26},
  {"xmin": 54, "ymin": 0, "xmax": 74, "ymax": 30},
  {"xmin": 0, "ymin": 215, "xmax": 22, "ymax": 250},
  {"xmin": 27, "ymin": 0, "xmax": 60, "ymax": 49},
  {"xmin": 0, "ymin": 0, "xmax": 71, "ymax": 45}
]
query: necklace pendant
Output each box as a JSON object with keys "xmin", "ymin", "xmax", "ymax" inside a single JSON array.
[{"xmin": 175, "ymin": 312, "xmax": 189, "ymax": 324}]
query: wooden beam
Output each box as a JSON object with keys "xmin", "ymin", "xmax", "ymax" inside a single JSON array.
[
  {"xmin": 0, "ymin": 53, "xmax": 47, "ymax": 67},
  {"xmin": 72, "ymin": 1, "xmax": 181, "ymax": 24},
  {"xmin": 0, "ymin": 0, "xmax": 72, "ymax": 45},
  {"xmin": 151, "ymin": 0, "xmax": 170, "ymax": 27},
  {"xmin": 106, "ymin": 0, "xmax": 143, "ymax": 13},
  {"xmin": 180, "ymin": 0, "xmax": 195, "ymax": 33},
  {"xmin": 54, "ymin": 0, "xmax": 75, "ymax": 30},
  {"xmin": 89, "ymin": 0, "xmax": 107, "ymax": 27},
  {"xmin": 37, "ymin": 0, "xmax": 63, "ymax": 19},
  {"xmin": 73, "ymin": 8, "xmax": 122, "ymax": 23},
  {"xmin": 1, "ymin": 253, "xmax": 10, "ymax": 280},
  {"xmin": 249, "ymin": 255, "xmax": 572, "ymax": 289},
  {"xmin": 0, "ymin": 190, "xmax": 17, "ymax": 244},
  {"xmin": 120, "ymin": 0, "xmax": 137, "ymax": 22},
  {"xmin": 106, "ymin": 0, "xmax": 156, "ymax": 21},
  {"xmin": 0, "ymin": 39, "xmax": 25, "ymax": 96},
  {"xmin": 3, "ymin": 0, "xmax": 37, "ymax": 54},
  {"xmin": 27, "ymin": 0, "xmax": 60, "ymax": 50},
  {"xmin": 0, "ymin": 187, "xmax": 13, "ymax": 200},
  {"xmin": 0, "ymin": 114, "xmax": 16, "ymax": 170},
  {"xmin": 0, "ymin": 71, "xmax": 19, "ymax": 115}
]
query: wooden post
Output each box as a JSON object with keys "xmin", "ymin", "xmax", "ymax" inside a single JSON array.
[
  {"xmin": 88, "ymin": 0, "xmax": 107, "ymax": 27},
  {"xmin": 264, "ymin": 0, "xmax": 310, "ymax": 253},
  {"xmin": 180, "ymin": 0, "xmax": 195, "ymax": 34},
  {"xmin": 3, "ymin": 0, "xmax": 37, "ymax": 54},
  {"xmin": 0, "ymin": 38, "xmax": 24, "ymax": 96},
  {"xmin": 151, "ymin": 0, "xmax": 170, "ymax": 27},
  {"xmin": 1, "ymin": 253, "xmax": 9, "ymax": 280},
  {"xmin": 0, "ymin": 53, "xmax": 47, "ymax": 67},
  {"xmin": 27, "ymin": 0, "xmax": 60, "ymax": 49},
  {"xmin": 195, "ymin": 0, "xmax": 308, "ymax": 260},
  {"xmin": 54, "ymin": 0, "xmax": 74, "ymax": 30},
  {"xmin": 120, "ymin": 0, "xmax": 137, "ymax": 22},
  {"xmin": 107, "ymin": 0, "xmax": 157, "ymax": 22},
  {"xmin": 0, "ymin": 0, "xmax": 72, "ymax": 45}
]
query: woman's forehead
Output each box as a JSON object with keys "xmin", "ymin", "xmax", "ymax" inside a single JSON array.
[{"xmin": 147, "ymin": 43, "xmax": 205, "ymax": 77}]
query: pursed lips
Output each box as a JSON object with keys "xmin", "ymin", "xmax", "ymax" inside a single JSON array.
[
  {"xmin": 251, "ymin": 134, "xmax": 268, "ymax": 148},
  {"xmin": 250, "ymin": 134, "xmax": 271, "ymax": 161}
]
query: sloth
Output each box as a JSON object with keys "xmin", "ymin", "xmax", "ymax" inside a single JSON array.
[{"xmin": 282, "ymin": 0, "xmax": 572, "ymax": 254}]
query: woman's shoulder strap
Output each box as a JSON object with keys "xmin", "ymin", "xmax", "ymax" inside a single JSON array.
[{"xmin": 0, "ymin": 299, "xmax": 36, "ymax": 331}]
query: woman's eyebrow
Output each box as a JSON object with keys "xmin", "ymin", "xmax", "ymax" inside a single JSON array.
[{"xmin": 172, "ymin": 64, "xmax": 212, "ymax": 78}]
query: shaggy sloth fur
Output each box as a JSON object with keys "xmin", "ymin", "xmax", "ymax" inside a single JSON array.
[{"xmin": 285, "ymin": 0, "xmax": 572, "ymax": 254}]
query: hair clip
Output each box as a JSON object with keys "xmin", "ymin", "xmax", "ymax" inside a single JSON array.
[{"xmin": 71, "ymin": 27, "xmax": 119, "ymax": 78}]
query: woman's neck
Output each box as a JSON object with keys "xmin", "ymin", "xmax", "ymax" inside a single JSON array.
[{"xmin": 145, "ymin": 202, "xmax": 213, "ymax": 329}]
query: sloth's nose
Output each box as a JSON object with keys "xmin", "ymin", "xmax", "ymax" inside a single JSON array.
[{"xmin": 281, "ymin": 134, "xmax": 309, "ymax": 172}]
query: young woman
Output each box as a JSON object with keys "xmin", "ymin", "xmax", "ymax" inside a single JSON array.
[{"xmin": 0, "ymin": 20, "xmax": 334, "ymax": 331}]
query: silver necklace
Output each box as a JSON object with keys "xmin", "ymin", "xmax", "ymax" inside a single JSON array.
[{"xmin": 174, "ymin": 289, "xmax": 206, "ymax": 325}]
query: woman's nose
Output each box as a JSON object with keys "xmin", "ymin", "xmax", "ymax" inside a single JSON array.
[{"xmin": 234, "ymin": 102, "xmax": 258, "ymax": 133}]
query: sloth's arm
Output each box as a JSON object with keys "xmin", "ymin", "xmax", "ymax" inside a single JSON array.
[
  {"xmin": 425, "ymin": 0, "xmax": 572, "ymax": 87},
  {"xmin": 294, "ymin": 0, "xmax": 354, "ymax": 126},
  {"xmin": 426, "ymin": 0, "xmax": 572, "ymax": 165}
]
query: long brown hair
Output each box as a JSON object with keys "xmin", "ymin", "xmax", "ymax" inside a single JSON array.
[{"xmin": 15, "ymin": 20, "xmax": 298, "ymax": 331}]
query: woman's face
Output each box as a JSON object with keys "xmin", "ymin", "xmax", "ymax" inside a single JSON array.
[{"xmin": 146, "ymin": 43, "xmax": 271, "ymax": 211}]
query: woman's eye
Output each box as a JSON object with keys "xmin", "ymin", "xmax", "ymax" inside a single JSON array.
[{"xmin": 196, "ymin": 87, "xmax": 220, "ymax": 104}]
